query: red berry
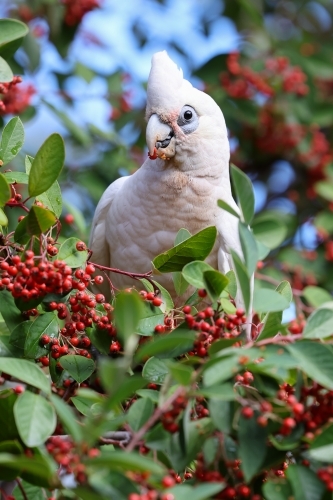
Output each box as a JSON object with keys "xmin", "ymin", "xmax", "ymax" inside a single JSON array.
[
  {"xmin": 182, "ymin": 305, "xmax": 191, "ymax": 314},
  {"xmin": 95, "ymin": 294, "xmax": 105, "ymax": 303},
  {"xmin": 76, "ymin": 241, "xmax": 87, "ymax": 251},
  {"xmin": 14, "ymin": 385, "xmax": 24, "ymax": 394},
  {"xmin": 64, "ymin": 214, "xmax": 74, "ymax": 224},
  {"xmin": 40, "ymin": 334, "xmax": 50, "ymax": 345},
  {"xmin": 94, "ymin": 275, "xmax": 104, "ymax": 284},
  {"xmin": 243, "ymin": 371, "xmax": 254, "ymax": 384},
  {"xmin": 198, "ymin": 288, "xmax": 207, "ymax": 298},
  {"xmin": 152, "ymin": 297, "xmax": 162, "ymax": 307},
  {"xmin": 162, "ymin": 476, "xmax": 175, "ymax": 488},
  {"xmin": 241, "ymin": 406, "xmax": 254, "ymax": 419}
]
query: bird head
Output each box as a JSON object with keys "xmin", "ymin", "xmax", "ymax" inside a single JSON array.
[{"xmin": 146, "ymin": 51, "xmax": 230, "ymax": 171}]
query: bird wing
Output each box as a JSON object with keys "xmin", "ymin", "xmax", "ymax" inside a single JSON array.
[{"xmin": 89, "ymin": 176, "xmax": 129, "ymax": 296}]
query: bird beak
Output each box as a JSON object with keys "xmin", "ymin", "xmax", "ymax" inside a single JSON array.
[{"xmin": 146, "ymin": 114, "xmax": 175, "ymax": 159}]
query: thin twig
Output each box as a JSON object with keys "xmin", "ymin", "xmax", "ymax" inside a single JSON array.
[
  {"xmin": 126, "ymin": 386, "xmax": 185, "ymax": 452},
  {"xmin": 15, "ymin": 479, "xmax": 28, "ymax": 500}
]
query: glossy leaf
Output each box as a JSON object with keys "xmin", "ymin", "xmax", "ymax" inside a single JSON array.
[
  {"xmin": 303, "ymin": 308, "xmax": 333, "ymax": 339},
  {"xmin": 166, "ymin": 361, "xmax": 193, "ymax": 385},
  {"xmin": 57, "ymin": 237, "xmax": 88, "ymax": 267},
  {"xmin": 50, "ymin": 394, "xmax": 83, "ymax": 443},
  {"xmin": 0, "ymin": 391, "xmax": 19, "ymax": 441},
  {"xmin": 166, "ymin": 483, "xmax": 224, "ymax": 500},
  {"xmin": 230, "ymin": 164, "xmax": 255, "ymax": 225},
  {"xmin": 28, "ymin": 133, "xmax": 65, "ymax": 197},
  {"xmin": 0, "ymin": 117, "xmax": 24, "ymax": 165},
  {"xmin": 230, "ymin": 249, "xmax": 251, "ymax": 314},
  {"xmin": 302, "ymin": 286, "xmax": 332, "ymax": 307},
  {"xmin": 133, "ymin": 301, "xmax": 164, "ymax": 336},
  {"xmin": 203, "ymin": 269, "xmax": 229, "ymax": 301},
  {"xmin": 153, "ymin": 226, "xmax": 217, "ymax": 272},
  {"xmin": 59, "ymin": 355, "xmax": 95, "ymax": 383},
  {"xmin": 0, "ymin": 357, "xmax": 50, "ymax": 393},
  {"xmin": 24, "ymin": 312, "xmax": 58, "ymax": 359},
  {"xmin": 15, "ymin": 205, "xmax": 57, "ymax": 242},
  {"xmin": 217, "ymin": 199, "xmax": 240, "ymax": 218},
  {"xmin": 0, "ymin": 55, "xmax": 13, "ymax": 82},
  {"xmin": 114, "ymin": 291, "xmax": 143, "ymax": 344},
  {"xmin": 182, "ymin": 260, "xmax": 214, "ymax": 289},
  {"xmin": 37, "ymin": 181, "xmax": 62, "ymax": 218},
  {"xmin": 253, "ymin": 288, "xmax": 290, "ymax": 313},
  {"xmin": 252, "ymin": 216, "xmax": 288, "ymax": 249},
  {"xmin": 263, "ymin": 481, "xmax": 293, "ymax": 500},
  {"xmin": 135, "ymin": 329, "xmax": 196, "ymax": 361},
  {"xmin": 238, "ymin": 412, "xmax": 267, "ymax": 482},
  {"xmin": 0, "ymin": 290, "xmax": 24, "ymax": 330},
  {"xmin": 287, "ymin": 342, "xmax": 333, "ymax": 390},
  {"xmin": 127, "ymin": 397, "xmax": 154, "ymax": 431},
  {"xmin": 85, "ymin": 449, "xmax": 165, "ymax": 475},
  {"xmin": 239, "ymin": 222, "xmax": 258, "ymax": 276},
  {"xmin": 0, "ymin": 207, "xmax": 8, "ymax": 226},
  {"xmin": 142, "ymin": 357, "xmax": 169, "ymax": 384},
  {"xmin": 286, "ymin": 465, "xmax": 325, "ymax": 500},
  {"xmin": 0, "ymin": 173, "xmax": 11, "ymax": 206},
  {"xmin": 14, "ymin": 391, "xmax": 56, "ymax": 447},
  {"xmin": 0, "ymin": 19, "xmax": 29, "ymax": 58}
]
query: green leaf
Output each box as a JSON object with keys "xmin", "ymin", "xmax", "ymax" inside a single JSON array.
[
  {"xmin": 104, "ymin": 375, "xmax": 146, "ymax": 410},
  {"xmin": 0, "ymin": 440, "xmax": 23, "ymax": 481},
  {"xmin": 303, "ymin": 308, "xmax": 333, "ymax": 339},
  {"xmin": 276, "ymin": 280, "xmax": 293, "ymax": 304},
  {"xmin": 0, "ymin": 357, "xmax": 50, "ymax": 393},
  {"xmin": 287, "ymin": 342, "xmax": 333, "ymax": 390},
  {"xmin": 0, "ymin": 290, "xmax": 24, "ymax": 330},
  {"xmin": 133, "ymin": 301, "xmax": 163, "ymax": 336},
  {"xmin": 0, "ymin": 19, "xmax": 29, "ymax": 58},
  {"xmin": 239, "ymin": 223, "xmax": 258, "ymax": 276},
  {"xmin": 258, "ymin": 311, "xmax": 283, "ymax": 340},
  {"xmin": 0, "ymin": 391, "xmax": 19, "ymax": 441},
  {"xmin": 175, "ymin": 228, "xmax": 191, "ymax": 245},
  {"xmin": 208, "ymin": 399, "xmax": 232, "ymax": 433},
  {"xmin": 24, "ymin": 312, "xmax": 58, "ymax": 359},
  {"xmin": 37, "ymin": 181, "xmax": 62, "ymax": 218},
  {"xmin": 57, "ymin": 237, "xmax": 88, "ymax": 267},
  {"xmin": 230, "ymin": 250, "xmax": 251, "ymax": 314},
  {"xmin": 263, "ymin": 480, "xmax": 293, "ymax": 500},
  {"xmin": 238, "ymin": 412, "xmax": 267, "ymax": 482},
  {"xmin": 252, "ymin": 216, "xmax": 288, "ymax": 249},
  {"xmin": 59, "ymin": 355, "xmax": 95, "ymax": 383},
  {"xmin": 253, "ymin": 289, "xmax": 290, "ymax": 313},
  {"xmin": 50, "ymin": 394, "xmax": 83, "ymax": 443},
  {"xmin": 114, "ymin": 291, "xmax": 143, "ymax": 345},
  {"xmin": 315, "ymin": 181, "xmax": 333, "ymax": 202},
  {"xmin": 182, "ymin": 417, "xmax": 214, "ymax": 466},
  {"xmin": 302, "ymin": 286, "xmax": 332, "ymax": 308},
  {"xmin": 0, "ymin": 449, "xmax": 56, "ymax": 487},
  {"xmin": 13, "ymin": 480, "xmax": 46, "ymax": 500},
  {"xmin": 28, "ymin": 133, "xmax": 65, "ymax": 197},
  {"xmin": 0, "ymin": 173, "xmax": 11, "ymax": 206},
  {"xmin": 166, "ymin": 361, "xmax": 193, "ymax": 385},
  {"xmin": 203, "ymin": 354, "xmax": 239, "ymax": 386},
  {"xmin": 0, "ymin": 207, "xmax": 8, "ymax": 226},
  {"xmin": 0, "ymin": 117, "xmax": 24, "ymax": 165},
  {"xmin": 3, "ymin": 171, "xmax": 29, "ymax": 184},
  {"xmin": 203, "ymin": 269, "xmax": 229, "ymax": 301},
  {"xmin": 14, "ymin": 391, "xmax": 56, "ymax": 447},
  {"xmin": 166, "ymin": 483, "xmax": 224, "ymax": 500},
  {"xmin": 217, "ymin": 199, "xmax": 240, "ymax": 218},
  {"xmin": 230, "ymin": 164, "xmax": 255, "ymax": 225},
  {"xmin": 85, "ymin": 449, "xmax": 165, "ymax": 476},
  {"xmin": 153, "ymin": 226, "xmax": 217, "ymax": 273},
  {"xmin": 142, "ymin": 357, "xmax": 169, "ymax": 384},
  {"xmin": 173, "ymin": 271, "xmax": 190, "ymax": 296},
  {"xmin": 225, "ymin": 270, "xmax": 237, "ymax": 298},
  {"xmin": 14, "ymin": 206, "xmax": 57, "ymax": 243},
  {"xmin": 182, "ymin": 260, "xmax": 214, "ymax": 289},
  {"xmin": 127, "ymin": 397, "xmax": 154, "ymax": 431},
  {"xmin": 286, "ymin": 465, "xmax": 325, "ymax": 500},
  {"xmin": 135, "ymin": 329, "xmax": 196, "ymax": 361},
  {"xmin": 0, "ymin": 55, "xmax": 13, "ymax": 82}
]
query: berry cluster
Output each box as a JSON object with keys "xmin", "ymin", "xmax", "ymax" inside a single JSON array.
[
  {"xmin": 161, "ymin": 393, "xmax": 187, "ymax": 434},
  {"xmin": 61, "ymin": 0, "xmax": 100, "ymax": 26},
  {"xmin": 183, "ymin": 304, "xmax": 247, "ymax": 358},
  {"xmin": 46, "ymin": 435, "xmax": 99, "ymax": 484},
  {"xmin": 0, "ymin": 76, "xmax": 35, "ymax": 115}
]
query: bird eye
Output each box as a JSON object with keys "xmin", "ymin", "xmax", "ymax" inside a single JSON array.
[
  {"xmin": 177, "ymin": 105, "xmax": 198, "ymax": 134},
  {"xmin": 184, "ymin": 110, "xmax": 193, "ymax": 121}
]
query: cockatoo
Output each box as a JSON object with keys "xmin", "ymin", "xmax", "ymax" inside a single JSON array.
[{"xmin": 89, "ymin": 51, "xmax": 243, "ymax": 304}]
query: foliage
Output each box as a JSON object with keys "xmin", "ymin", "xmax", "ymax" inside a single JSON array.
[{"xmin": 1, "ymin": 3, "xmax": 333, "ymax": 500}]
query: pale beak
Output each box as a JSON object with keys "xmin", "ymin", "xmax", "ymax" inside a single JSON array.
[{"xmin": 146, "ymin": 114, "xmax": 175, "ymax": 159}]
